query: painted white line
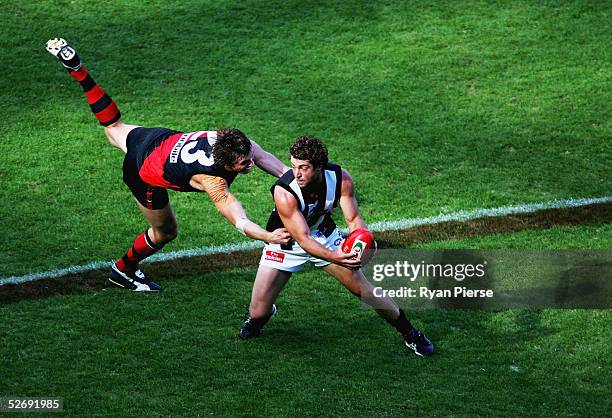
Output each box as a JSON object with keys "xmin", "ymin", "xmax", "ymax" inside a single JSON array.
[
  {"xmin": 1, "ymin": 196, "xmax": 610, "ymax": 286},
  {"xmin": 367, "ymin": 196, "xmax": 612, "ymax": 232},
  {"xmin": 0, "ymin": 241, "xmax": 263, "ymax": 287}
]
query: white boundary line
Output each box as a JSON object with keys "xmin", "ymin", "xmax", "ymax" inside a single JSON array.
[{"xmin": 1, "ymin": 196, "xmax": 610, "ymax": 286}]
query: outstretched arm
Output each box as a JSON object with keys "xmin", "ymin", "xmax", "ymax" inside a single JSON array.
[
  {"xmin": 274, "ymin": 186, "xmax": 361, "ymax": 270},
  {"xmin": 191, "ymin": 174, "xmax": 290, "ymax": 244},
  {"xmin": 217, "ymin": 199, "xmax": 289, "ymax": 243},
  {"xmin": 338, "ymin": 169, "xmax": 367, "ymax": 233},
  {"xmin": 251, "ymin": 140, "xmax": 289, "ymax": 178}
]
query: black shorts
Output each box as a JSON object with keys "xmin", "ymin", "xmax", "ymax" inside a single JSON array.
[{"xmin": 123, "ymin": 127, "xmax": 175, "ymax": 210}]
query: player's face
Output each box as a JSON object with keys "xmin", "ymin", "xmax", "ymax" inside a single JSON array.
[
  {"xmin": 229, "ymin": 151, "xmax": 255, "ymax": 174},
  {"xmin": 291, "ymin": 156, "xmax": 321, "ymax": 188}
]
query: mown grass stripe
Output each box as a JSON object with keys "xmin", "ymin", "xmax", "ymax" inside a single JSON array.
[{"xmin": 1, "ymin": 196, "xmax": 610, "ymax": 286}]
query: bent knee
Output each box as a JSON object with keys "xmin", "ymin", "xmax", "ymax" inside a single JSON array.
[
  {"xmin": 151, "ymin": 223, "xmax": 178, "ymax": 245},
  {"xmin": 161, "ymin": 224, "xmax": 179, "ymax": 243}
]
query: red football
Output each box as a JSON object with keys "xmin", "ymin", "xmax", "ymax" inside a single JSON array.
[{"xmin": 341, "ymin": 228, "xmax": 377, "ymax": 264}]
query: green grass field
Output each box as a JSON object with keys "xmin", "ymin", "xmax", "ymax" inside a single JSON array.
[
  {"xmin": 1, "ymin": 225, "xmax": 610, "ymax": 416},
  {"xmin": 1, "ymin": 0, "xmax": 610, "ymax": 276},
  {"xmin": 1, "ymin": 0, "xmax": 610, "ymax": 416}
]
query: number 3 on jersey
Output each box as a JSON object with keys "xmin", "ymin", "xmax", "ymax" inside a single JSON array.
[{"xmin": 180, "ymin": 140, "xmax": 215, "ymax": 166}]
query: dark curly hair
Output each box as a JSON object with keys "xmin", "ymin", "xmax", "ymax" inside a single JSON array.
[
  {"xmin": 289, "ymin": 136, "xmax": 328, "ymax": 168},
  {"xmin": 213, "ymin": 128, "xmax": 251, "ymax": 168}
]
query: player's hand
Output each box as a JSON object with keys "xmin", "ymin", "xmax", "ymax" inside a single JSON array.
[
  {"xmin": 268, "ymin": 228, "xmax": 291, "ymax": 244},
  {"xmin": 331, "ymin": 251, "xmax": 362, "ymax": 270}
]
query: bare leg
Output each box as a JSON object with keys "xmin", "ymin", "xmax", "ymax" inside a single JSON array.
[
  {"xmin": 135, "ymin": 200, "xmax": 178, "ymax": 246},
  {"xmin": 239, "ymin": 266, "xmax": 292, "ymax": 339},
  {"xmin": 249, "ymin": 266, "xmax": 292, "ymax": 318},
  {"xmin": 104, "ymin": 120, "xmax": 141, "ymax": 154},
  {"xmin": 323, "ymin": 263, "xmax": 400, "ymax": 323}
]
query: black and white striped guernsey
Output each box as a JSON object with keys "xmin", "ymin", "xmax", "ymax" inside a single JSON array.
[{"xmin": 266, "ymin": 163, "xmax": 342, "ymax": 237}]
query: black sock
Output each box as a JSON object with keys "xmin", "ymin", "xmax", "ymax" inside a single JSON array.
[{"xmin": 393, "ymin": 309, "xmax": 414, "ymax": 335}]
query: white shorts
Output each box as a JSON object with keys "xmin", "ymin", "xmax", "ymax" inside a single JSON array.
[{"xmin": 259, "ymin": 228, "xmax": 344, "ymax": 273}]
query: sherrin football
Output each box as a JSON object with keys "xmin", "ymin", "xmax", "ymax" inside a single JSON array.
[{"xmin": 341, "ymin": 228, "xmax": 377, "ymax": 265}]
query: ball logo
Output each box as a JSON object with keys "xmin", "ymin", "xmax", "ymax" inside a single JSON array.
[
  {"xmin": 342, "ymin": 228, "xmax": 376, "ymax": 265},
  {"xmin": 351, "ymin": 239, "xmax": 367, "ymax": 259}
]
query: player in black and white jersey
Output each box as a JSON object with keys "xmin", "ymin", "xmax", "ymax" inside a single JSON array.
[{"xmin": 239, "ymin": 136, "xmax": 434, "ymax": 356}]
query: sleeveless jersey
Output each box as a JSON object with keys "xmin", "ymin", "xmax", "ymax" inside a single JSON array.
[
  {"xmin": 266, "ymin": 163, "xmax": 342, "ymax": 236},
  {"xmin": 137, "ymin": 130, "xmax": 238, "ymax": 191}
]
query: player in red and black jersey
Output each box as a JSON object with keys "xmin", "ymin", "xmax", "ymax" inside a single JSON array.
[{"xmin": 46, "ymin": 38, "xmax": 290, "ymax": 291}]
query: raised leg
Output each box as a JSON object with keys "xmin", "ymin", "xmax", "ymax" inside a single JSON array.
[{"xmin": 47, "ymin": 38, "xmax": 135, "ymax": 151}]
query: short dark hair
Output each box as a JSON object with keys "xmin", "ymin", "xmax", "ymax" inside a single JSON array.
[
  {"xmin": 289, "ymin": 136, "xmax": 328, "ymax": 168},
  {"xmin": 213, "ymin": 128, "xmax": 251, "ymax": 168}
]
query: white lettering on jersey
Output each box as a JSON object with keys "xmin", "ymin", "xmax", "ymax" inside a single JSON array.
[
  {"xmin": 169, "ymin": 133, "xmax": 191, "ymax": 163},
  {"xmin": 168, "ymin": 131, "xmax": 213, "ymax": 166}
]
